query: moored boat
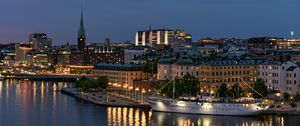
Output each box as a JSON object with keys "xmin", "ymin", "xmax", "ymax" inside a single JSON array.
[{"xmin": 149, "ymin": 96, "xmax": 269, "ymax": 116}]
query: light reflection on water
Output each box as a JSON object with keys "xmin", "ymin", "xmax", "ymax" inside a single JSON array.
[{"xmin": 0, "ymin": 79, "xmax": 299, "ymax": 126}]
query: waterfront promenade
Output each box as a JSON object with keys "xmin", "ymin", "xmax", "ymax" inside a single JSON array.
[
  {"xmin": 61, "ymin": 88, "xmax": 300, "ymax": 115},
  {"xmin": 1, "ymin": 73, "xmax": 93, "ymax": 81},
  {"xmin": 61, "ymin": 88, "xmax": 151, "ymax": 108}
]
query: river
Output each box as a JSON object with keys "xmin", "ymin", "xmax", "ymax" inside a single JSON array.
[{"xmin": 0, "ymin": 79, "xmax": 298, "ymax": 126}]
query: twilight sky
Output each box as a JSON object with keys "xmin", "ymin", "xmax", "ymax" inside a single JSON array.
[{"xmin": 0, "ymin": 0, "xmax": 299, "ymax": 45}]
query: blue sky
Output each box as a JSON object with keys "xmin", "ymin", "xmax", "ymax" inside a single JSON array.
[{"xmin": 0, "ymin": 0, "xmax": 299, "ymax": 45}]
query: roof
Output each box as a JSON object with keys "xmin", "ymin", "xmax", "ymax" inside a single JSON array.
[
  {"xmin": 157, "ymin": 55, "xmax": 173, "ymax": 64},
  {"xmin": 260, "ymin": 61, "xmax": 283, "ymax": 65},
  {"xmin": 203, "ymin": 60, "xmax": 258, "ymax": 66},
  {"xmin": 176, "ymin": 55, "xmax": 194, "ymax": 65},
  {"xmin": 94, "ymin": 63, "xmax": 142, "ymax": 71},
  {"xmin": 287, "ymin": 66, "xmax": 298, "ymax": 71}
]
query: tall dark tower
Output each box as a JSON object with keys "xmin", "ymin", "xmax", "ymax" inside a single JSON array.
[{"xmin": 78, "ymin": 10, "xmax": 86, "ymax": 51}]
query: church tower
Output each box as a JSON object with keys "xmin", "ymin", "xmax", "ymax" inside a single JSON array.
[{"xmin": 78, "ymin": 10, "xmax": 86, "ymax": 51}]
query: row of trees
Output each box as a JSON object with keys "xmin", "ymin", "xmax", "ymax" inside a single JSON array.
[
  {"xmin": 217, "ymin": 79, "xmax": 268, "ymax": 99},
  {"xmin": 158, "ymin": 74, "xmax": 269, "ymax": 99},
  {"xmin": 75, "ymin": 76, "xmax": 109, "ymax": 91},
  {"xmin": 159, "ymin": 74, "xmax": 199, "ymax": 98}
]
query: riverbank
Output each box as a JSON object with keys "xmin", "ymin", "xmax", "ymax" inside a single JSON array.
[
  {"xmin": 1, "ymin": 73, "xmax": 92, "ymax": 82},
  {"xmin": 263, "ymin": 103, "xmax": 300, "ymax": 115},
  {"xmin": 61, "ymin": 88, "xmax": 300, "ymax": 115},
  {"xmin": 61, "ymin": 88, "xmax": 151, "ymax": 108}
]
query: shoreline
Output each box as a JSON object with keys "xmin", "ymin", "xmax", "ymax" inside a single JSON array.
[
  {"xmin": 61, "ymin": 87, "xmax": 151, "ymax": 109},
  {"xmin": 61, "ymin": 87, "xmax": 300, "ymax": 115}
]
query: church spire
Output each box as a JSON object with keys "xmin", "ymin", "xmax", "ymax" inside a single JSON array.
[
  {"xmin": 78, "ymin": 9, "xmax": 86, "ymax": 39},
  {"xmin": 78, "ymin": 9, "xmax": 86, "ymax": 51}
]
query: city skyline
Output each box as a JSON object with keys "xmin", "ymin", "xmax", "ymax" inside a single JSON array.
[{"xmin": 0, "ymin": 0, "xmax": 300, "ymax": 45}]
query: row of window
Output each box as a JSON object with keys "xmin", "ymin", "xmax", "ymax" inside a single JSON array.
[
  {"xmin": 287, "ymin": 80, "xmax": 297, "ymax": 85},
  {"xmin": 211, "ymin": 71, "xmax": 250, "ymax": 76}
]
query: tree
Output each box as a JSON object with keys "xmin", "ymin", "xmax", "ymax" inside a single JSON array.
[
  {"xmin": 159, "ymin": 73, "xmax": 199, "ymax": 98},
  {"xmin": 96, "ymin": 76, "xmax": 109, "ymax": 89},
  {"xmin": 142, "ymin": 59, "xmax": 158, "ymax": 79},
  {"xmin": 283, "ymin": 92, "xmax": 290, "ymax": 101},
  {"xmin": 217, "ymin": 83, "xmax": 229, "ymax": 98},
  {"xmin": 229, "ymin": 83, "xmax": 243, "ymax": 98},
  {"xmin": 252, "ymin": 79, "xmax": 268, "ymax": 98},
  {"xmin": 75, "ymin": 76, "xmax": 109, "ymax": 91}
]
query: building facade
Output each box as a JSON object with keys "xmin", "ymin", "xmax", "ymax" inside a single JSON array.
[
  {"xmin": 257, "ymin": 61, "xmax": 300, "ymax": 95},
  {"xmin": 135, "ymin": 29, "xmax": 186, "ymax": 47},
  {"xmin": 93, "ymin": 63, "xmax": 148, "ymax": 87},
  {"xmin": 199, "ymin": 60, "xmax": 258, "ymax": 94},
  {"xmin": 29, "ymin": 33, "xmax": 52, "ymax": 50},
  {"xmin": 85, "ymin": 43, "xmax": 124, "ymax": 66}
]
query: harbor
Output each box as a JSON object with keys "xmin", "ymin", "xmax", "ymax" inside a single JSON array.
[{"xmin": 61, "ymin": 86, "xmax": 300, "ymax": 116}]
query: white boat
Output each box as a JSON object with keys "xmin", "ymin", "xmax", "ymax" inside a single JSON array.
[{"xmin": 149, "ymin": 97, "xmax": 269, "ymax": 116}]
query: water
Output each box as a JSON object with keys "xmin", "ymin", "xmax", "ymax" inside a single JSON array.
[{"xmin": 0, "ymin": 79, "xmax": 299, "ymax": 126}]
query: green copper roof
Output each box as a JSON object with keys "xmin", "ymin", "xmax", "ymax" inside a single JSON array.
[
  {"xmin": 78, "ymin": 11, "xmax": 86, "ymax": 39},
  {"xmin": 158, "ymin": 55, "xmax": 173, "ymax": 64},
  {"xmin": 176, "ymin": 55, "xmax": 194, "ymax": 65}
]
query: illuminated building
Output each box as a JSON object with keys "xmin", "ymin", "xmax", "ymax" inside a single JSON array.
[
  {"xmin": 135, "ymin": 28, "xmax": 186, "ymax": 47},
  {"xmin": 200, "ymin": 60, "xmax": 258, "ymax": 94},
  {"xmin": 55, "ymin": 65, "xmax": 93, "ymax": 74},
  {"xmin": 286, "ymin": 66, "xmax": 300, "ymax": 95},
  {"xmin": 123, "ymin": 49, "xmax": 146, "ymax": 64},
  {"xmin": 29, "ymin": 33, "xmax": 52, "ymax": 50},
  {"xmin": 185, "ymin": 34, "xmax": 192, "ymax": 43},
  {"xmin": 55, "ymin": 51, "xmax": 85, "ymax": 66},
  {"xmin": 257, "ymin": 61, "xmax": 300, "ymax": 95},
  {"xmin": 157, "ymin": 55, "xmax": 200, "ymax": 81},
  {"xmin": 27, "ymin": 51, "xmax": 49, "ymax": 68},
  {"xmin": 247, "ymin": 37, "xmax": 283, "ymax": 50},
  {"xmin": 15, "ymin": 43, "xmax": 33, "ymax": 66},
  {"xmin": 2, "ymin": 50, "xmax": 15, "ymax": 67},
  {"xmin": 85, "ymin": 43, "xmax": 124, "ymax": 66},
  {"xmin": 93, "ymin": 63, "xmax": 148, "ymax": 87},
  {"xmin": 275, "ymin": 39, "xmax": 300, "ymax": 51}
]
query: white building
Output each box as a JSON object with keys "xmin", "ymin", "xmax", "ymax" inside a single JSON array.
[
  {"xmin": 124, "ymin": 49, "xmax": 146, "ymax": 64},
  {"xmin": 257, "ymin": 61, "xmax": 300, "ymax": 95},
  {"xmin": 135, "ymin": 29, "xmax": 186, "ymax": 47},
  {"xmin": 157, "ymin": 55, "xmax": 200, "ymax": 81},
  {"xmin": 286, "ymin": 66, "xmax": 300, "ymax": 95}
]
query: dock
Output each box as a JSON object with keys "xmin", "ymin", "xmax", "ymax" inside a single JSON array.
[{"xmin": 61, "ymin": 88, "xmax": 151, "ymax": 108}]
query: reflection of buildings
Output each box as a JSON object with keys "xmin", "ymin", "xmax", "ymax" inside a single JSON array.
[
  {"xmin": 151, "ymin": 111, "xmax": 269, "ymax": 126},
  {"xmin": 107, "ymin": 107, "xmax": 150, "ymax": 126}
]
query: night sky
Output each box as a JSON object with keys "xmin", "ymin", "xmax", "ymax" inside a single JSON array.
[{"xmin": 0, "ymin": 0, "xmax": 299, "ymax": 45}]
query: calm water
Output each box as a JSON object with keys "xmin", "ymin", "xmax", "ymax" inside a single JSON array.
[{"xmin": 0, "ymin": 79, "xmax": 299, "ymax": 126}]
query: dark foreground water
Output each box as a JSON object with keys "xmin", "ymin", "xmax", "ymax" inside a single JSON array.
[{"xmin": 0, "ymin": 79, "xmax": 299, "ymax": 126}]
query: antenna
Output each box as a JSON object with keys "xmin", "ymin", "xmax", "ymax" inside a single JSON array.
[{"xmin": 291, "ymin": 31, "xmax": 294, "ymax": 39}]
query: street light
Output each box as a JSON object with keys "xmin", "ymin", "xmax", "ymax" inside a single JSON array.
[
  {"xmin": 135, "ymin": 88, "xmax": 139, "ymax": 101},
  {"xmin": 142, "ymin": 89, "xmax": 146, "ymax": 103},
  {"xmin": 129, "ymin": 86, "xmax": 133, "ymax": 98}
]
